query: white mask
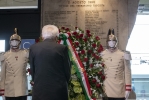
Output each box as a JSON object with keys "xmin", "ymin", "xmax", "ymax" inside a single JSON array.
[
  {"xmin": 10, "ymin": 40, "xmax": 20, "ymax": 48},
  {"xmin": 108, "ymin": 41, "xmax": 116, "ymax": 48}
]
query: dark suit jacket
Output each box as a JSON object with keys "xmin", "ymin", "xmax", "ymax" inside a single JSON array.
[{"xmin": 29, "ymin": 39, "xmax": 71, "ymax": 100}]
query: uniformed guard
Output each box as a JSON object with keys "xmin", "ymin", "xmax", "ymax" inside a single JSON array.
[
  {"xmin": 101, "ymin": 29, "xmax": 132, "ymax": 100},
  {"xmin": 0, "ymin": 28, "xmax": 28, "ymax": 100}
]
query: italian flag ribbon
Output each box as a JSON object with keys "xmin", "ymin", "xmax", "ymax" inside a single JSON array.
[{"xmin": 59, "ymin": 34, "xmax": 92, "ymax": 100}]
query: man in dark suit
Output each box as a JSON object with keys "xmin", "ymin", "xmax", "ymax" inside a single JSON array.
[{"xmin": 29, "ymin": 25, "xmax": 71, "ymax": 100}]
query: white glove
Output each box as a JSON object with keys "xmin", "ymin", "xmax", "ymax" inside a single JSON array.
[
  {"xmin": 2, "ymin": 96, "xmax": 5, "ymax": 100},
  {"xmin": 125, "ymin": 91, "xmax": 130, "ymax": 99}
]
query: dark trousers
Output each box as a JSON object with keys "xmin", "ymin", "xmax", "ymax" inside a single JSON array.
[
  {"xmin": 103, "ymin": 97, "xmax": 125, "ymax": 100},
  {"xmin": 5, "ymin": 96, "xmax": 27, "ymax": 100}
]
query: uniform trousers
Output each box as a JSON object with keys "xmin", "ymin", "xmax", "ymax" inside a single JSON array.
[{"xmin": 5, "ymin": 96, "xmax": 27, "ymax": 100}]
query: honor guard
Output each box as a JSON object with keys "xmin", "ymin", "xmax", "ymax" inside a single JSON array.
[
  {"xmin": 101, "ymin": 29, "xmax": 132, "ymax": 100},
  {"xmin": 0, "ymin": 28, "xmax": 28, "ymax": 100}
]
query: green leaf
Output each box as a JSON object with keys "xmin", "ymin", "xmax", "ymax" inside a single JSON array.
[
  {"xmin": 75, "ymin": 94, "xmax": 85, "ymax": 100},
  {"xmin": 71, "ymin": 65, "xmax": 76, "ymax": 74},
  {"xmin": 73, "ymin": 86, "xmax": 82, "ymax": 93},
  {"xmin": 71, "ymin": 81, "xmax": 81, "ymax": 86}
]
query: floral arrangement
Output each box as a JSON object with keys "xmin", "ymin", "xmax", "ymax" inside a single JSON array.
[
  {"xmin": 58, "ymin": 27, "xmax": 106, "ymax": 100},
  {"xmin": 27, "ymin": 26, "xmax": 106, "ymax": 100}
]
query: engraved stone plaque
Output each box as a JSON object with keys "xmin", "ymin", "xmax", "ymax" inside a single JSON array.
[{"xmin": 41, "ymin": 0, "xmax": 139, "ymax": 50}]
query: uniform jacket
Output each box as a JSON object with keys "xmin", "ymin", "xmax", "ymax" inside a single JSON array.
[
  {"xmin": 0, "ymin": 49, "xmax": 28, "ymax": 97},
  {"xmin": 101, "ymin": 49, "xmax": 131, "ymax": 98},
  {"xmin": 29, "ymin": 39, "xmax": 71, "ymax": 100}
]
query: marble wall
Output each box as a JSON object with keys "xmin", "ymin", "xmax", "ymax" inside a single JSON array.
[{"xmin": 41, "ymin": 0, "xmax": 139, "ymax": 50}]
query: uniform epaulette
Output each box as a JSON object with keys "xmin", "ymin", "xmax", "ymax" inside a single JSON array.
[{"xmin": 123, "ymin": 50, "xmax": 132, "ymax": 60}]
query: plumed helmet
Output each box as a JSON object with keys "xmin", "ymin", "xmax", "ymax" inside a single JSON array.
[
  {"xmin": 10, "ymin": 28, "xmax": 21, "ymax": 41},
  {"xmin": 106, "ymin": 28, "xmax": 118, "ymax": 48}
]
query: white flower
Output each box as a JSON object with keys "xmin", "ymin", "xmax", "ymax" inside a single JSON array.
[
  {"xmin": 82, "ymin": 62, "xmax": 86, "ymax": 66},
  {"xmin": 76, "ymin": 47, "xmax": 79, "ymax": 50},
  {"xmin": 90, "ymin": 39, "xmax": 93, "ymax": 42},
  {"xmin": 79, "ymin": 31, "xmax": 82, "ymax": 34},
  {"xmin": 95, "ymin": 47, "xmax": 98, "ymax": 50},
  {"xmin": 95, "ymin": 63, "xmax": 100, "ymax": 67},
  {"xmin": 76, "ymin": 28, "xmax": 79, "ymax": 33},
  {"xmin": 89, "ymin": 59, "xmax": 93, "ymax": 63},
  {"xmin": 79, "ymin": 44, "xmax": 82, "ymax": 47},
  {"xmin": 95, "ymin": 76, "xmax": 100, "ymax": 83},
  {"xmin": 92, "ymin": 89, "xmax": 96, "ymax": 93},
  {"xmin": 93, "ymin": 50, "xmax": 97, "ymax": 53},
  {"xmin": 71, "ymin": 31, "xmax": 73, "ymax": 33},
  {"xmin": 87, "ymin": 44, "xmax": 90, "ymax": 47},
  {"xmin": 88, "ymin": 68, "xmax": 92, "ymax": 71}
]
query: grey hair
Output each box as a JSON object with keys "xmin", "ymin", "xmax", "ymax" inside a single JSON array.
[{"xmin": 42, "ymin": 25, "xmax": 59, "ymax": 40}]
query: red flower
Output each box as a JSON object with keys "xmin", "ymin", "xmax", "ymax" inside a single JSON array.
[
  {"xmin": 95, "ymin": 36, "xmax": 100, "ymax": 40},
  {"xmin": 61, "ymin": 27, "xmax": 65, "ymax": 29},
  {"xmin": 75, "ymin": 27, "xmax": 78, "ymax": 29},
  {"xmin": 92, "ymin": 98, "xmax": 96, "ymax": 100},
  {"xmin": 98, "ymin": 44, "xmax": 103, "ymax": 52},
  {"xmin": 88, "ymin": 50, "xmax": 92, "ymax": 54},
  {"xmin": 79, "ymin": 34, "xmax": 83, "ymax": 38},
  {"xmin": 95, "ymin": 56, "xmax": 100, "ymax": 60},
  {"xmin": 74, "ymin": 42, "xmax": 79, "ymax": 47},
  {"xmin": 92, "ymin": 78, "xmax": 97, "ymax": 83},
  {"xmin": 76, "ymin": 35, "xmax": 80, "ymax": 39},
  {"xmin": 86, "ymin": 30, "xmax": 90, "ymax": 34},
  {"xmin": 65, "ymin": 28, "xmax": 69, "ymax": 31},
  {"xmin": 92, "ymin": 43, "xmax": 96, "ymax": 48},
  {"xmin": 92, "ymin": 53, "xmax": 96, "ymax": 57},
  {"xmin": 67, "ymin": 32, "xmax": 71, "ymax": 37},
  {"xmin": 90, "ymin": 64, "xmax": 93, "ymax": 68},
  {"xmin": 98, "ymin": 71, "xmax": 102, "ymax": 75},
  {"xmin": 96, "ymin": 83, "xmax": 101, "ymax": 88},
  {"xmin": 87, "ymin": 33, "xmax": 92, "ymax": 37},
  {"xmin": 102, "ymin": 75, "xmax": 105, "ymax": 80},
  {"xmin": 73, "ymin": 32, "xmax": 77, "ymax": 36},
  {"xmin": 101, "ymin": 63, "xmax": 105, "ymax": 67},
  {"xmin": 83, "ymin": 38, "xmax": 87, "ymax": 42},
  {"xmin": 84, "ymin": 58, "xmax": 88, "ymax": 62},
  {"xmin": 81, "ymin": 50, "xmax": 85, "ymax": 54}
]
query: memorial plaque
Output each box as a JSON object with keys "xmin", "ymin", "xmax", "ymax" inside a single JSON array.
[{"xmin": 42, "ymin": 0, "xmax": 119, "ymax": 48}]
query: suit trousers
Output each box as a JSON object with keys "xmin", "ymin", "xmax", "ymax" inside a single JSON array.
[
  {"xmin": 5, "ymin": 96, "xmax": 27, "ymax": 100},
  {"xmin": 102, "ymin": 97, "xmax": 125, "ymax": 100}
]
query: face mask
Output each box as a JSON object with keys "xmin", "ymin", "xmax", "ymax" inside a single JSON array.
[
  {"xmin": 108, "ymin": 41, "xmax": 116, "ymax": 48},
  {"xmin": 10, "ymin": 40, "xmax": 20, "ymax": 48}
]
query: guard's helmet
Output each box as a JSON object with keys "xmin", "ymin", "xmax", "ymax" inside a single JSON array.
[
  {"xmin": 106, "ymin": 29, "xmax": 118, "ymax": 48},
  {"xmin": 10, "ymin": 28, "xmax": 21, "ymax": 41},
  {"xmin": 10, "ymin": 28, "xmax": 21, "ymax": 49}
]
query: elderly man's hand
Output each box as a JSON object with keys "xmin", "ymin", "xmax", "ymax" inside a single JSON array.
[{"xmin": 30, "ymin": 81, "xmax": 34, "ymax": 86}]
